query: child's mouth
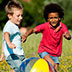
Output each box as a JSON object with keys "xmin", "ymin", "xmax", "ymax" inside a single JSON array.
[{"xmin": 52, "ymin": 22, "xmax": 56, "ymax": 24}]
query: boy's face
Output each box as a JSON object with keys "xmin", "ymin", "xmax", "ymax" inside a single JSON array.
[
  {"xmin": 48, "ymin": 12, "xmax": 60, "ymax": 27},
  {"xmin": 8, "ymin": 8, "xmax": 23, "ymax": 25}
]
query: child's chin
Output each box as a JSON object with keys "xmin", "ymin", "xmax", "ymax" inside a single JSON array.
[
  {"xmin": 17, "ymin": 23, "xmax": 20, "ymax": 25},
  {"xmin": 52, "ymin": 24, "xmax": 57, "ymax": 27}
]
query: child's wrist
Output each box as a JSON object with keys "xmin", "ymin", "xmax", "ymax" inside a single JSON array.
[
  {"xmin": 23, "ymin": 35, "xmax": 28, "ymax": 38},
  {"xmin": 7, "ymin": 42, "xmax": 11, "ymax": 46}
]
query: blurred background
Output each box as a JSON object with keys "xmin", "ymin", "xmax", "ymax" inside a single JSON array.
[
  {"xmin": 0, "ymin": 0, "xmax": 72, "ymax": 72},
  {"xmin": 0, "ymin": 0, "xmax": 72, "ymax": 30}
]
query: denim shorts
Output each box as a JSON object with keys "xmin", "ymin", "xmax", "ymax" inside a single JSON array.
[
  {"xmin": 6, "ymin": 54, "xmax": 25, "ymax": 72},
  {"xmin": 39, "ymin": 52, "xmax": 59, "ymax": 64}
]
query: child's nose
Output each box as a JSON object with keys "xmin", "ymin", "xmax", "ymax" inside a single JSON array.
[
  {"xmin": 52, "ymin": 18, "xmax": 56, "ymax": 21},
  {"xmin": 19, "ymin": 16, "xmax": 23, "ymax": 20}
]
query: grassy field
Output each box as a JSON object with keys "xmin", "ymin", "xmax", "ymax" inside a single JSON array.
[{"xmin": 0, "ymin": 30, "xmax": 72, "ymax": 72}]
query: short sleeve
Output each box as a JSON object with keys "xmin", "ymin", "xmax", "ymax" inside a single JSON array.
[
  {"xmin": 35, "ymin": 23, "xmax": 45, "ymax": 33},
  {"xmin": 62, "ymin": 23, "xmax": 69, "ymax": 34},
  {"xmin": 3, "ymin": 24, "xmax": 13, "ymax": 35}
]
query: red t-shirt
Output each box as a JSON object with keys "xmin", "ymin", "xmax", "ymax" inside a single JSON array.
[{"xmin": 36, "ymin": 22, "xmax": 69, "ymax": 57}]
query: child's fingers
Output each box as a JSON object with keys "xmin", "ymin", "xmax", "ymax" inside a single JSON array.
[
  {"xmin": 9, "ymin": 43, "xmax": 16, "ymax": 49},
  {"xmin": 21, "ymin": 37, "xmax": 26, "ymax": 43},
  {"xmin": 12, "ymin": 44, "xmax": 16, "ymax": 48}
]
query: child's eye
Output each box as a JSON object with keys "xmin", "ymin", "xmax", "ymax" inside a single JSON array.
[
  {"xmin": 17, "ymin": 15, "xmax": 23, "ymax": 17},
  {"xmin": 54, "ymin": 17, "xmax": 58, "ymax": 19},
  {"xmin": 17, "ymin": 15, "xmax": 20, "ymax": 17},
  {"xmin": 48, "ymin": 17, "xmax": 59, "ymax": 19},
  {"xmin": 48, "ymin": 17, "xmax": 53, "ymax": 19}
]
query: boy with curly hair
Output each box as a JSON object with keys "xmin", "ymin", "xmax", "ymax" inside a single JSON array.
[{"xmin": 22, "ymin": 3, "xmax": 71, "ymax": 72}]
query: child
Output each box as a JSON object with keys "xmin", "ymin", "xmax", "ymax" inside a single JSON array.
[
  {"xmin": 0, "ymin": 28, "xmax": 27, "ymax": 62},
  {"xmin": 3, "ymin": 0, "xmax": 25, "ymax": 72},
  {"xmin": 22, "ymin": 3, "xmax": 71, "ymax": 72}
]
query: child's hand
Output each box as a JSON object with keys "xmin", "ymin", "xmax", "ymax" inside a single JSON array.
[
  {"xmin": 64, "ymin": 32, "xmax": 71, "ymax": 40},
  {"xmin": 8, "ymin": 43, "xmax": 16, "ymax": 49},
  {"xmin": 21, "ymin": 35, "xmax": 27, "ymax": 43},
  {"xmin": 65, "ymin": 32, "xmax": 70, "ymax": 38},
  {"xmin": 0, "ymin": 53, "xmax": 4, "ymax": 62}
]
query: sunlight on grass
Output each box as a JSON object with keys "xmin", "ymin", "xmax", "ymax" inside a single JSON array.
[{"xmin": 0, "ymin": 31, "xmax": 72, "ymax": 72}]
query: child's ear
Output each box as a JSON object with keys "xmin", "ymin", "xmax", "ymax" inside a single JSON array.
[
  {"xmin": 47, "ymin": 19, "xmax": 49, "ymax": 21},
  {"xmin": 59, "ymin": 18, "xmax": 61, "ymax": 20},
  {"xmin": 7, "ymin": 14, "xmax": 12, "ymax": 19}
]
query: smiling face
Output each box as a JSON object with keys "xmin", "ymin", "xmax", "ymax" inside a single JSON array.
[
  {"xmin": 48, "ymin": 12, "xmax": 60, "ymax": 27},
  {"xmin": 8, "ymin": 8, "xmax": 23, "ymax": 25}
]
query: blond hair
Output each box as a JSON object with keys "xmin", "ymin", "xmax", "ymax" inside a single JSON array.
[{"xmin": 5, "ymin": 0, "xmax": 23, "ymax": 15}]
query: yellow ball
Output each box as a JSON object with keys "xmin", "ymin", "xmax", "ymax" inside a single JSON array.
[
  {"xmin": 18, "ymin": 57, "xmax": 55, "ymax": 72},
  {"xmin": 30, "ymin": 58, "xmax": 49, "ymax": 72}
]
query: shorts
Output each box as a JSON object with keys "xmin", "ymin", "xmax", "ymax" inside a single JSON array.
[
  {"xmin": 39, "ymin": 52, "xmax": 59, "ymax": 64},
  {"xmin": 6, "ymin": 54, "xmax": 25, "ymax": 72}
]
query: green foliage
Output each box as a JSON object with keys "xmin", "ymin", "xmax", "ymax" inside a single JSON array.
[
  {"xmin": 0, "ymin": 0, "xmax": 9, "ymax": 30},
  {"xmin": 0, "ymin": 31, "xmax": 72, "ymax": 71},
  {"xmin": 57, "ymin": 0, "xmax": 72, "ymax": 29},
  {"xmin": 19, "ymin": 0, "xmax": 45, "ymax": 27},
  {"xmin": 0, "ymin": 0, "xmax": 72, "ymax": 30}
]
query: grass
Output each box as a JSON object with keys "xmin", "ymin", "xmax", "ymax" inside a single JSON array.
[
  {"xmin": 0, "ymin": 31, "xmax": 2, "ymax": 54},
  {"xmin": 0, "ymin": 30, "xmax": 72, "ymax": 72}
]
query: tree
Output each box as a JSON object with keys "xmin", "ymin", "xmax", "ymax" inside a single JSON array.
[
  {"xmin": 57, "ymin": 0, "xmax": 72, "ymax": 29},
  {"xmin": 0, "ymin": 0, "xmax": 72, "ymax": 30},
  {"xmin": 19, "ymin": 0, "xmax": 45, "ymax": 27},
  {"xmin": 0, "ymin": 0, "xmax": 9, "ymax": 30}
]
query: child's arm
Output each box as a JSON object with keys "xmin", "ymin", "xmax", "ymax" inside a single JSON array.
[
  {"xmin": 4, "ymin": 32, "xmax": 16, "ymax": 49},
  {"xmin": 22, "ymin": 28, "xmax": 37, "ymax": 42},
  {"xmin": 64, "ymin": 32, "xmax": 71, "ymax": 40},
  {"xmin": 0, "ymin": 44, "xmax": 4, "ymax": 62}
]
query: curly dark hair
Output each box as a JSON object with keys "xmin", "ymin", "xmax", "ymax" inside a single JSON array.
[{"xmin": 44, "ymin": 3, "xmax": 64, "ymax": 21}]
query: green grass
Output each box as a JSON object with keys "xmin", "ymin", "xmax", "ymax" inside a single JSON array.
[
  {"xmin": 0, "ymin": 31, "xmax": 2, "ymax": 54},
  {"xmin": 22, "ymin": 32, "xmax": 72, "ymax": 58},
  {"xmin": 0, "ymin": 30, "xmax": 72, "ymax": 72},
  {"xmin": 22, "ymin": 33, "xmax": 42, "ymax": 58}
]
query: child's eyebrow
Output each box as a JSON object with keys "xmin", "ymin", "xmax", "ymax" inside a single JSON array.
[{"xmin": 48, "ymin": 17, "xmax": 59, "ymax": 19}]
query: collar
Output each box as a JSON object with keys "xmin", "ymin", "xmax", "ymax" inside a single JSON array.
[
  {"xmin": 48, "ymin": 21, "xmax": 62, "ymax": 32},
  {"xmin": 8, "ymin": 20, "xmax": 19, "ymax": 28}
]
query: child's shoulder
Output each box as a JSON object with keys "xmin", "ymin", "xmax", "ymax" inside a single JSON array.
[
  {"xmin": 60, "ymin": 21, "xmax": 67, "ymax": 27},
  {"xmin": 5, "ymin": 20, "xmax": 12, "ymax": 26},
  {"xmin": 37, "ymin": 22, "xmax": 49, "ymax": 27},
  {"xmin": 3, "ymin": 20, "xmax": 13, "ymax": 30},
  {"xmin": 40, "ymin": 22, "xmax": 49, "ymax": 25},
  {"xmin": 36, "ymin": 22, "xmax": 49, "ymax": 29}
]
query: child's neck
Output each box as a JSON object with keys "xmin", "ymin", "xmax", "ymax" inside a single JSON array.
[
  {"xmin": 53, "ymin": 23, "xmax": 60, "ymax": 29},
  {"xmin": 9, "ymin": 20, "xmax": 19, "ymax": 27},
  {"xmin": 50, "ymin": 22, "xmax": 60, "ymax": 32}
]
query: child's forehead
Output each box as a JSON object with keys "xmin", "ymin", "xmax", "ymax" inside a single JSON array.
[
  {"xmin": 48, "ymin": 12, "xmax": 59, "ymax": 15},
  {"xmin": 12, "ymin": 8, "xmax": 23, "ymax": 13}
]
